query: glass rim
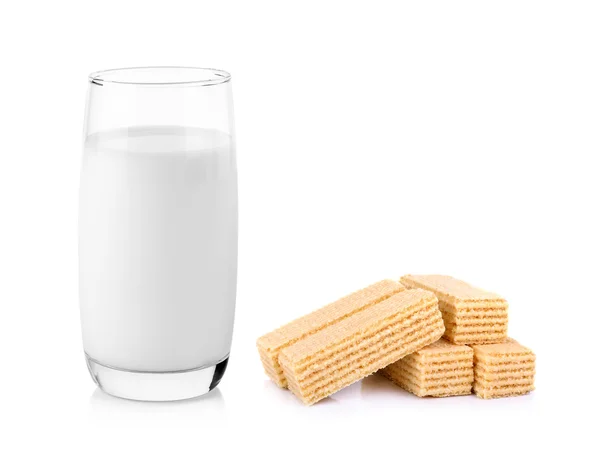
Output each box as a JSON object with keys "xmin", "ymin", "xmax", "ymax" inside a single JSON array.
[{"xmin": 88, "ymin": 66, "xmax": 232, "ymax": 87}]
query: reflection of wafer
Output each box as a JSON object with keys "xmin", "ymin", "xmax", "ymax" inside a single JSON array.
[
  {"xmin": 380, "ymin": 339, "xmax": 474, "ymax": 397},
  {"xmin": 256, "ymin": 280, "xmax": 405, "ymax": 387},
  {"xmin": 471, "ymin": 338, "xmax": 535, "ymax": 399},
  {"xmin": 400, "ymin": 275, "xmax": 508, "ymax": 344},
  {"xmin": 279, "ymin": 289, "xmax": 445, "ymax": 405}
]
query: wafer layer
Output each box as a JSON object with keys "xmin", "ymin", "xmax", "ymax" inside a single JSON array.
[
  {"xmin": 256, "ymin": 280, "xmax": 405, "ymax": 387},
  {"xmin": 381, "ymin": 339, "xmax": 474, "ymax": 397},
  {"xmin": 400, "ymin": 275, "xmax": 508, "ymax": 344},
  {"xmin": 471, "ymin": 338, "xmax": 535, "ymax": 399},
  {"xmin": 279, "ymin": 289, "xmax": 445, "ymax": 405}
]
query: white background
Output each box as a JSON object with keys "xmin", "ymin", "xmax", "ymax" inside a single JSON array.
[{"xmin": 1, "ymin": 1, "xmax": 598, "ymax": 447}]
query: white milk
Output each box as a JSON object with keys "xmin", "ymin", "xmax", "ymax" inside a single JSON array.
[{"xmin": 79, "ymin": 126, "xmax": 237, "ymax": 372}]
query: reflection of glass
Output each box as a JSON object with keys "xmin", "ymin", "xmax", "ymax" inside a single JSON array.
[
  {"xmin": 79, "ymin": 67, "xmax": 237, "ymax": 401},
  {"xmin": 89, "ymin": 388, "xmax": 227, "ymax": 432}
]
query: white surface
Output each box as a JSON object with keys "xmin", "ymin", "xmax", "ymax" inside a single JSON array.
[
  {"xmin": 0, "ymin": 1, "xmax": 598, "ymax": 447},
  {"xmin": 80, "ymin": 127, "xmax": 236, "ymax": 371}
]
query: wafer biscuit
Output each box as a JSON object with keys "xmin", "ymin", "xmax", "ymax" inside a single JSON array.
[
  {"xmin": 381, "ymin": 339, "xmax": 474, "ymax": 397},
  {"xmin": 471, "ymin": 338, "xmax": 535, "ymax": 399},
  {"xmin": 400, "ymin": 275, "xmax": 508, "ymax": 344},
  {"xmin": 256, "ymin": 280, "xmax": 406, "ymax": 387},
  {"xmin": 279, "ymin": 289, "xmax": 445, "ymax": 405}
]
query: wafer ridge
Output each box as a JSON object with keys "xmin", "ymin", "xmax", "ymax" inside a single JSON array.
[{"xmin": 380, "ymin": 339, "xmax": 474, "ymax": 397}]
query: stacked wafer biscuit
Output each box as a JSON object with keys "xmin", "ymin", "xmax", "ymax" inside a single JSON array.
[
  {"xmin": 471, "ymin": 338, "xmax": 536, "ymax": 399},
  {"xmin": 280, "ymin": 289, "xmax": 445, "ymax": 404},
  {"xmin": 257, "ymin": 280, "xmax": 406, "ymax": 388},
  {"xmin": 257, "ymin": 275, "xmax": 535, "ymax": 404},
  {"xmin": 400, "ymin": 275, "xmax": 508, "ymax": 344},
  {"xmin": 397, "ymin": 275, "xmax": 535, "ymax": 399},
  {"xmin": 381, "ymin": 339, "xmax": 474, "ymax": 397},
  {"xmin": 257, "ymin": 280, "xmax": 444, "ymax": 405}
]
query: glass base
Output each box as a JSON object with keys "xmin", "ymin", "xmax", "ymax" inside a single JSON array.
[{"xmin": 85, "ymin": 353, "xmax": 229, "ymax": 401}]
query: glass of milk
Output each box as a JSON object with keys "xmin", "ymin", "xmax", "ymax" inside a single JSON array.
[{"xmin": 79, "ymin": 67, "xmax": 237, "ymax": 401}]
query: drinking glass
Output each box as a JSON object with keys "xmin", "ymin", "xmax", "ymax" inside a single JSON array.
[{"xmin": 79, "ymin": 67, "xmax": 237, "ymax": 401}]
